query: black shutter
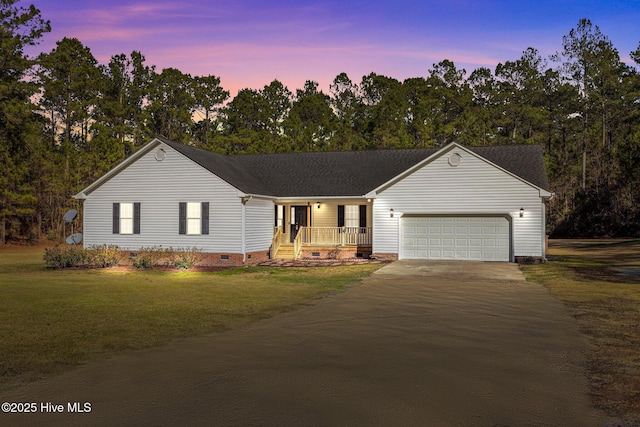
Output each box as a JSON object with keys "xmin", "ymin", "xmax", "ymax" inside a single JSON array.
[
  {"xmin": 359, "ymin": 205, "xmax": 367, "ymax": 228},
  {"xmin": 179, "ymin": 202, "xmax": 186, "ymax": 234},
  {"xmin": 337, "ymin": 205, "xmax": 345, "ymax": 227},
  {"xmin": 133, "ymin": 203, "xmax": 141, "ymax": 234},
  {"xmin": 201, "ymin": 202, "xmax": 209, "ymax": 235},
  {"xmin": 112, "ymin": 203, "xmax": 120, "ymax": 234},
  {"xmin": 274, "ymin": 205, "xmax": 278, "ymax": 227}
]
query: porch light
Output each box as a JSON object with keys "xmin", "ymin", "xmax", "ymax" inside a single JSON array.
[
  {"xmin": 390, "ymin": 208, "xmax": 394, "ymax": 218},
  {"xmin": 316, "ymin": 202, "xmax": 320, "ymax": 209},
  {"xmin": 520, "ymin": 207, "xmax": 524, "ymax": 217}
]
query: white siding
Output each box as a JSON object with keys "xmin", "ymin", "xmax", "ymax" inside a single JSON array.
[
  {"xmin": 83, "ymin": 144, "xmax": 243, "ymax": 252},
  {"xmin": 373, "ymin": 147, "xmax": 545, "ymax": 259},
  {"xmin": 245, "ymin": 198, "xmax": 274, "ymax": 252}
]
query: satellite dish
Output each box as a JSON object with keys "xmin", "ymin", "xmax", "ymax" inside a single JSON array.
[
  {"xmin": 64, "ymin": 209, "xmax": 78, "ymax": 223},
  {"xmin": 66, "ymin": 233, "xmax": 83, "ymax": 245}
]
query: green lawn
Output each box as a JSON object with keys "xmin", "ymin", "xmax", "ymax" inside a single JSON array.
[
  {"xmin": 522, "ymin": 239, "xmax": 640, "ymax": 422},
  {"xmin": 0, "ymin": 246, "xmax": 380, "ymax": 391}
]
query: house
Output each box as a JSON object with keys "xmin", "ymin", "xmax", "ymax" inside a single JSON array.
[{"xmin": 74, "ymin": 137, "xmax": 552, "ymax": 264}]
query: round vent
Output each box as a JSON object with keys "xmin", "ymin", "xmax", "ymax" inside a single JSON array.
[
  {"xmin": 448, "ymin": 152, "xmax": 461, "ymax": 167},
  {"xmin": 155, "ymin": 148, "xmax": 166, "ymax": 161}
]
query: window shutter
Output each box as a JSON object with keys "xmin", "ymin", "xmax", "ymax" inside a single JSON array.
[
  {"xmin": 359, "ymin": 205, "xmax": 367, "ymax": 228},
  {"xmin": 274, "ymin": 205, "xmax": 278, "ymax": 227},
  {"xmin": 337, "ymin": 205, "xmax": 345, "ymax": 227},
  {"xmin": 112, "ymin": 203, "xmax": 120, "ymax": 234},
  {"xmin": 179, "ymin": 202, "xmax": 186, "ymax": 235},
  {"xmin": 133, "ymin": 203, "xmax": 141, "ymax": 234},
  {"xmin": 201, "ymin": 202, "xmax": 209, "ymax": 235}
]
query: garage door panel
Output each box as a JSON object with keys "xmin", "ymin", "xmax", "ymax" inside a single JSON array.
[{"xmin": 402, "ymin": 216, "xmax": 510, "ymax": 261}]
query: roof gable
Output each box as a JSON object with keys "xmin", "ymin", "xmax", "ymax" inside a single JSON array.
[{"xmin": 368, "ymin": 143, "xmax": 550, "ymax": 196}]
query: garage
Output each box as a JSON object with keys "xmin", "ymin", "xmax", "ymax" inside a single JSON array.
[{"xmin": 401, "ymin": 216, "xmax": 510, "ymax": 261}]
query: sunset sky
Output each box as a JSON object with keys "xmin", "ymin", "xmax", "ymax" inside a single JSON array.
[{"xmin": 25, "ymin": 0, "xmax": 640, "ymax": 95}]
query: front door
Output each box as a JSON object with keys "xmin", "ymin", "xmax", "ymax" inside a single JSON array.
[{"xmin": 290, "ymin": 206, "xmax": 308, "ymax": 242}]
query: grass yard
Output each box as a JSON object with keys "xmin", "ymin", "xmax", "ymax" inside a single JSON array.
[
  {"xmin": 522, "ymin": 239, "xmax": 640, "ymax": 423},
  {"xmin": 0, "ymin": 246, "xmax": 381, "ymax": 392}
]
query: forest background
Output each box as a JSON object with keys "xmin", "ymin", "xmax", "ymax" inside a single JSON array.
[{"xmin": 2, "ymin": 0, "xmax": 640, "ymax": 243}]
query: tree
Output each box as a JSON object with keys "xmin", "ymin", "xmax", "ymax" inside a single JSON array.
[
  {"xmin": 425, "ymin": 60, "xmax": 472, "ymax": 146},
  {"xmin": 494, "ymin": 48, "xmax": 548, "ymax": 144},
  {"xmin": 466, "ymin": 67, "xmax": 499, "ymax": 145},
  {"xmin": 38, "ymin": 38, "xmax": 101, "ymax": 149},
  {"xmin": 330, "ymin": 72, "xmax": 365, "ymax": 149},
  {"xmin": 260, "ymin": 80, "xmax": 291, "ymax": 150},
  {"xmin": 142, "ymin": 67, "xmax": 195, "ymax": 143},
  {"xmin": 359, "ymin": 73, "xmax": 409, "ymax": 149},
  {"xmin": 192, "ymin": 74, "xmax": 229, "ymax": 147},
  {"xmin": 219, "ymin": 88, "xmax": 269, "ymax": 153},
  {"xmin": 284, "ymin": 81, "xmax": 336, "ymax": 151},
  {"xmin": 0, "ymin": 0, "xmax": 50, "ymax": 243},
  {"xmin": 92, "ymin": 51, "xmax": 154, "ymax": 163},
  {"xmin": 555, "ymin": 18, "xmax": 625, "ymax": 190}
]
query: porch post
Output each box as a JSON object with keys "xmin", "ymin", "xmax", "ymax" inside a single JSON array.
[{"xmin": 306, "ymin": 202, "xmax": 311, "ymax": 244}]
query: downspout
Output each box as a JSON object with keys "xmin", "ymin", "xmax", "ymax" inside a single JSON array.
[{"xmin": 241, "ymin": 199, "xmax": 246, "ymax": 264}]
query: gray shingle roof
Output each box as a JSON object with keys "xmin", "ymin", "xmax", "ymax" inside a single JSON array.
[{"xmin": 160, "ymin": 138, "xmax": 550, "ymax": 197}]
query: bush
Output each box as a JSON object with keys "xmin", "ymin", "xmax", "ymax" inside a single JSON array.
[
  {"xmin": 172, "ymin": 247, "xmax": 203, "ymax": 269},
  {"xmin": 130, "ymin": 246, "xmax": 166, "ymax": 269},
  {"xmin": 44, "ymin": 245, "xmax": 87, "ymax": 269},
  {"xmin": 86, "ymin": 245, "xmax": 120, "ymax": 268}
]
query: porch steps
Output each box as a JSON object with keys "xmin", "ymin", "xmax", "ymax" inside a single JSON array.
[{"xmin": 274, "ymin": 244, "xmax": 295, "ymax": 260}]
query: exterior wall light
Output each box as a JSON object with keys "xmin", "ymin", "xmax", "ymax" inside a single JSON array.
[
  {"xmin": 520, "ymin": 207, "xmax": 524, "ymax": 217},
  {"xmin": 390, "ymin": 208, "xmax": 394, "ymax": 218},
  {"xmin": 316, "ymin": 202, "xmax": 320, "ymax": 209}
]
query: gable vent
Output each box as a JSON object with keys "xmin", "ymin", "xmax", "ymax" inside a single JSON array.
[
  {"xmin": 448, "ymin": 152, "xmax": 461, "ymax": 167},
  {"xmin": 155, "ymin": 148, "xmax": 166, "ymax": 161}
]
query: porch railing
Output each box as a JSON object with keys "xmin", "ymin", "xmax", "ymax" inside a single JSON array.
[{"xmin": 299, "ymin": 227, "xmax": 372, "ymax": 246}]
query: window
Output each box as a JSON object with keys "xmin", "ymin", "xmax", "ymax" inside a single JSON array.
[
  {"xmin": 112, "ymin": 203, "xmax": 140, "ymax": 234},
  {"xmin": 187, "ymin": 202, "xmax": 201, "ymax": 235},
  {"xmin": 345, "ymin": 205, "xmax": 359, "ymax": 228},
  {"xmin": 274, "ymin": 205, "xmax": 284, "ymax": 228},
  {"xmin": 179, "ymin": 202, "xmax": 209, "ymax": 235},
  {"xmin": 338, "ymin": 205, "xmax": 367, "ymax": 228},
  {"xmin": 120, "ymin": 203, "xmax": 134, "ymax": 234}
]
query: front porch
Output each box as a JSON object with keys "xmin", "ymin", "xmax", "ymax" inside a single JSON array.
[
  {"xmin": 271, "ymin": 226, "xmax": 373, "ymax": 260},
  {"xmin": 271, "ymin": 200, "xmax": 373, "ymax": 260}
]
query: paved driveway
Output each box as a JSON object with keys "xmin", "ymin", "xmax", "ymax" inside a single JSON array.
[{"xmin": 2, "ymin": 261, "xmax": 603, "ymax": 426}]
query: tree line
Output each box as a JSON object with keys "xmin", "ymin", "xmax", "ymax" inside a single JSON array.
[{"xmin": 1, "ymin": 0, "xmax": 640, "ymax": 243}]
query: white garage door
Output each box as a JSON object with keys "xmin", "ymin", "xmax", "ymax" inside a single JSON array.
[{"xmin": 401, "ymin": 216, "xmax": 510, "ymax": 261}]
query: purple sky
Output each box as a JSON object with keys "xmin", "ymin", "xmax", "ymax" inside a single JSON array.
[{"xmin": 25, "ymin": 0, "xmax": 640, "ymax": 95}]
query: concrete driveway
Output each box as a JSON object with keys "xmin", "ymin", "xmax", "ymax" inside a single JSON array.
[{"xmin": 2, "ymin": 261, "xmax": 603, "ymax": 426}]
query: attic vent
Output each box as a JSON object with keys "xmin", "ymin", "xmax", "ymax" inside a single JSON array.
[
  {"xmin": 155, "ymin": 148, "xmax": 166, "ymax": 161},
  {"xmin": 448, "ymin": 153, "xmax": 461, "ymax": 167}
]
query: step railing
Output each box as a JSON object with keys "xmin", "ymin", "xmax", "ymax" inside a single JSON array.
[
  {"xmin": 293, "ymin": 229, "xmax": 303, "ymax": 260},
  {"xmin": 271, "ymin": 226, "xmax": 282, "ymax": 258}
]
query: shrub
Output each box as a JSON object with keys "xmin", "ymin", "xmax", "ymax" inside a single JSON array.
[
  {"xmin": 130, "ymin": 246, "xmax": 165, "ymax": 269},
  {"xmin": 86, "ymin": 245, "xmax": 121, "ymax": 268},
  {"xmin": 172, "ymin": 247, "xmax": 203, "ymax": 269},
  {"xmin": 44, "ymin": 245, "xmax": 87, "ymax": 269}
]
